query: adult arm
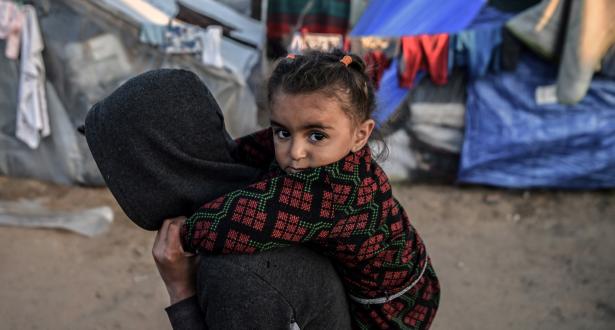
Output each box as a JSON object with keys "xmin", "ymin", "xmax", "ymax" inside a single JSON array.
[{"xmin": 153, "ymin": 218, "xmax": 206, "ymax": 330}]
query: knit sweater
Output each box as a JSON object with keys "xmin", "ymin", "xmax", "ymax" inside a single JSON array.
[{"xmin": 181, "ymin": 129, "xmax": 439, "ymax": 329}]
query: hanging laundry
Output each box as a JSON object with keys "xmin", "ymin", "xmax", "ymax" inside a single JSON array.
[
  {"xmin": 347, "ymin": 37, "xmax": 398, "ymax": 89},
  {"xmin": 138, "ymin": 22, "xmax": 254, "ymax": 80},
  {"xmin": 348, "ymin": 36, "xmax": 398, "ymax": 58},
  {"xmin": 448, "ymin": 26, "xmax": 502, "ymax": 79},
  {"xmin": 0, "ymin": 1, "xmax": 24, "ymax": 59},
  {"xmin": 288, "ymin": 31, "xmax": 343, "ymax": 54},
  {"xmin": 139, "ymin": 22, "xmax": 166, "ymax": 46},
  {"xmin": 398, "ymin": 34, "xmax": 448, "ymax": 89},
  {"xmin": 363, "ymin": 51, "xmax": 389, "ymax": 89},
  {"xmin": 16, "ymin": 5, "xmax": 49, "ymax": 149},
  {"xmin": 164, "ymin": 22, "xmax": 203, "ymax": 54},
  {"xmin": 200, "ymin": 25, "xmax": 224, "ymax": 69}
]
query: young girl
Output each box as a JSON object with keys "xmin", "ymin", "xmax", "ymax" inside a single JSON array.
[{"xmin": 180, "ymin": 50, "xmax": 440, "ymax": 329}]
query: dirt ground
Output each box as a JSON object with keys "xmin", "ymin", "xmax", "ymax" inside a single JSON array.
[{"xmin": 0, "ymin": 175, "xmax": 614, "ymax": 330}]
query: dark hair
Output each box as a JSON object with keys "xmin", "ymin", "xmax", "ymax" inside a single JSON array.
[{"xmin": 267, "ymin": 49, "xmax": 388, "ymax": 159}]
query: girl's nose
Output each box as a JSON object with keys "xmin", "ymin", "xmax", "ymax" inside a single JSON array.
[{"xmin": 290, "ymin": 140, "xmax": 307, "ymax": 161}]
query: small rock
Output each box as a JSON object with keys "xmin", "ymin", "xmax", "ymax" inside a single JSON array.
[{"xmin": 512, "ymin": 213, "xmax": 521, "ymax": 222}]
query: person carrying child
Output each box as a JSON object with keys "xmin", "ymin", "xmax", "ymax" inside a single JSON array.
[
  {"xmin": 85, "ymin": 49, "xmax": 439, "ymax": 329},
  {"xmin": 84, "ymin": 66, "xmax": 352, "ymax": 329},
  {"xmin": 178, "ymin": 50, "xmax": 440, "ymax": 329}
]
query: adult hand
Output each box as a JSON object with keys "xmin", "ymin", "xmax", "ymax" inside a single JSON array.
[{"xmin": 152, "ymin": 217, "xmax": 198, "ymax": 305}]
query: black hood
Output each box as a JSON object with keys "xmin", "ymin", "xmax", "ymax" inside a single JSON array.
[{"xmin": 85, "ymin": 69, "xmax": 261, "ymax": 230}]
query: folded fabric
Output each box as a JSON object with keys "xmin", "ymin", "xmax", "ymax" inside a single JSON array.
[
  {"xmin": 506, "ymin": 0, "xmax": 615, "ymax": 104},
  {"xmin": 398, "ymin": 34, "xmax": 448, "ymax": 89}
]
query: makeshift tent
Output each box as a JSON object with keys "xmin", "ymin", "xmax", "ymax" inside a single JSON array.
[
  {"xmin": 352, "ymin": 0, "xmax": 615, "ymax": 188},
  {"xmin": 0, "ymin": 0, "xmax": 264, "ymax": 186}
]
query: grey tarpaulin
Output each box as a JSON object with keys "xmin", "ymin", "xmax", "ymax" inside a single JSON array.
[
  {"xmin": 0, "ymin": 39, "xmax": 93, "ymax": 185},
  {"xmin": 0, "ymin": 0, "xmax": 263, "ymax": 185}
]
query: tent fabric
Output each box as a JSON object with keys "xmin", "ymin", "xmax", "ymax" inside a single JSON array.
[
  {"xmin": 0, "ymin": 0, "xmax": 263, "ymax": 186},
  {"xmin": 459, "ymin": 53, "xmax": 615, "ymax": 189},
  {"xmin": 350, "ymin": 0, "xmax": 485, "ymax": 37}
]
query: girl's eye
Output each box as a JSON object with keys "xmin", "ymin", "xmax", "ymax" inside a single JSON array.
[
  {"xmin": 309, "ymin": 132, "xmax": 326, "ymax": 142},
  {"xmin": 274, "ymin": 129, "xmax": 290, "ymax": 139}
]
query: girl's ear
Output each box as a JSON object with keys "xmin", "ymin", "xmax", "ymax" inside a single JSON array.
[{"xmin": 352, "ymin": 119, "xmax": 375, "ymax": 152}]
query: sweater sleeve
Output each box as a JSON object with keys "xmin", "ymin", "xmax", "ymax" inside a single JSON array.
[
  {"xmin": 180, "ymin": 165, "xmax": 352, "ymax": 254},
  {"xmin": 165, "ymin": 295, "xmax": 207, "ymax": 330}
]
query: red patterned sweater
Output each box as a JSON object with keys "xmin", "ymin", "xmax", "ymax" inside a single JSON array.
[{"xmin": 181, "ymin": 129, "xmax": 439, "ymax": 329}]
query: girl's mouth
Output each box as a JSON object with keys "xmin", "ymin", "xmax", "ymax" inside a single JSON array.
[{"xmin": 285, "ymin": 166, "xmax": 307, "ymax": 174}]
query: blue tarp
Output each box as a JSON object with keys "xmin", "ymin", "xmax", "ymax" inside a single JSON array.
[
  {"xmin": 351, "ymin": 0, "xmax": 485, "ymax": 37},
  {"xmin": 459, "ymin": 53, "xmax": 615, "ymax": 189}
]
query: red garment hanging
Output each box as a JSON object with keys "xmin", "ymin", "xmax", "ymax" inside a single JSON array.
[{"xmin": 399, "ymin": 34, "xmax": 449, "ymax": 88}]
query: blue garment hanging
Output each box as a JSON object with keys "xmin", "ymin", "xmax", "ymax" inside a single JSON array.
[{"xmin": 448, "ymin": 26, "xmax": 502, "ymax": 79}]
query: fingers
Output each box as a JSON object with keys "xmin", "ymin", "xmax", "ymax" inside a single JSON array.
[
  {"xmin": 153, "ymin": 217, "xmax": 194, "ymax": 262},
  {"xmin": 167, "ymin": 217, "xmax": 196, "ymax": 257},
  {"xmin": 152, "ymin": 218, "xmax": 177, "ymax": 261},
  {"xmin": 166, "ymin": 219, "xmax": 182, "ymax": 248}
]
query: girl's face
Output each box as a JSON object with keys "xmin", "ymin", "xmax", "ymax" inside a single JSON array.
[{"xmin": 270, "ymin": 91, "xmax": 374, "ymax": 174}]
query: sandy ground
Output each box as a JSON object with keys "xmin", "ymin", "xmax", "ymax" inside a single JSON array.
[{"xmin": 0, "ymin": 175, "xmax": 614, "ymax": 330}]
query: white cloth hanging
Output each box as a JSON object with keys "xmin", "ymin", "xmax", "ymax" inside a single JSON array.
[
  {"xmin": 200, "ymin": 25, "xmax": 224, "ymax": 69},
  {"xmin": 16, "ymin": 5, "xmax": 49, "ymax": 149}
]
